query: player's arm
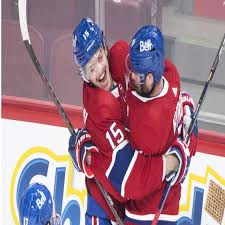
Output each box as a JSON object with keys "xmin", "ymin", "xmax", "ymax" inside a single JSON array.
[
  {"xmin": 68, "ymin": 128, "xmax": 99, "ymax": 178},
  {"xmin": 98, "ymin": 142, "xmax": 179, "ymax": 200},
  {"xmin": 166, "ymin": 91, "xmax": 199, "ymax": 186},
  {"xmin": 109, "ymin": 40, "xmax": 129, "ymax": 90},
  {"xmin": 69, "ymin": 122, "xmax": 179, "ymax": 200},
  {"xmin": 107, "ymin": 91, "xmax": 199, "ymax": 196},
  {"xmin": 180, "ymin": 91, "xmax": 198, "ymax": 156}
]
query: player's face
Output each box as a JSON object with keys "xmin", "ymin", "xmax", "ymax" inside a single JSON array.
[
  {"xmin": 85, "ymin": 47, "xmax": 113, "ymax": 91},
  {"xmin": 129, "ymin": 71, "xmax": 154, "ymax": 96}
]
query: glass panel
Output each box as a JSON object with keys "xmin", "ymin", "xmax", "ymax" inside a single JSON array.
[
  {"xmin": 161, "ymin": 0, "xmax": 225, "ymax": 132},
  {"xmin": 2, "ymin": 0, "xmax": 225, "ymax": 132},
  {"xmin": 2, "ymin": 0, "xmax": 95, "ymax": 106},
  {"xmin": 105, "ymin": 0, "xmax": 162, "ymax": 46}
]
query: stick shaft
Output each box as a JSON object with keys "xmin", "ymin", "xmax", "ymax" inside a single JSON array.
[
  {"xmin": 18, "ymin": 1, "xmax": 123, "ymax": 221},
  {"xmin": 185, "ymin": 33, "xmax": 225, "ymax": 143}
]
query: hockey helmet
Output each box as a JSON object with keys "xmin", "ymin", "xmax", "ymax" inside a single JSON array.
[
  {"xmin": 18, "ymin": 183, "xmax": 53, "ymax": 225},
  {"xmin": 129, "ymin": 25, "xmax": 164, "ymax": 84},
  {"xmin": 72, "ymin": 17, "xmax": 104, "ymax": 68}
]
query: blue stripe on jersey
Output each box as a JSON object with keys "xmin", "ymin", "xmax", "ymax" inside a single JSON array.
[
  {"xmin": 107, "ymin": 143, "xmax": 134, "ymax": 194},
  {"xmin": 86, "ymin": 194, "xmax": 109, "ymax": 219}
]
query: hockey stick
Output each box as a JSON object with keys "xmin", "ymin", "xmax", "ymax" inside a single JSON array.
[
  {"xmin": 18, "ymin": 1, "xmax": 124, "ymax": 225},
  {"xmin": 151, "ymin": 33, "xmax": 225, "ymax": 225},
  {"xmin": 184, "ymin": 33, "xmax": 225, "ymax": 143}
]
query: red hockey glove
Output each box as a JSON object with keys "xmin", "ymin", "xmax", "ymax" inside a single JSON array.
[
  {"xmin": 180, "ymin": 91, "xmax": 195, "ymax": 139},
  {"xmin": 166, "ymin": 138, "xmax": 190, "ymax": 185},
  {"xmin": 179, "ymin": 91, "xmax": 198, "ymax": 156},
  {"xmin": 68, "ymin": 128, "xmax": 99, "ymax": 178}
]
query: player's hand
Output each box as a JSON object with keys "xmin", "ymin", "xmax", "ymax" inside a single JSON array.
[
  {"xmin": 164, "ymin": 154, "xmax": 179, "ymax": 176},
  {"xmin": 68, "ymin": 128, "xmax": 99, "ymax": 178},
  {"xmin": 165, "ymin": 138, "xmax": 190, "ymax": 186}
]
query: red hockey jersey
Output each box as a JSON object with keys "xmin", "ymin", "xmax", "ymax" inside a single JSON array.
[
  {"xmin": 128, "ymin": 59, "xmax": 181, "ymax": 155},
  {"xmin": 125, "ymin": 59, "xmax": 183, "ymax": 223}
]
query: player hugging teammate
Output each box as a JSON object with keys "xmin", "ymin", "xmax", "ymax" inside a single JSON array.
[{"xmin": 69, "ymin": 18, "xmax": 198, "ymax": 225}]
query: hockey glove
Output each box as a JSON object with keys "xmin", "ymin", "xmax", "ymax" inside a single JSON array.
[
  {"xmin": 180, "ymin": 91, "xmax": 195, "ymax": 138},
  {"xmin": 166, "ymin": 138, "xmax": 190, "ymax": 186},
  {"xmin": 179, "ymin": 91, "xmax": 198, "ymax": 156},
  {"xmin": 68, "ymin": 128, "xmax": 99, "ymax": 178}
]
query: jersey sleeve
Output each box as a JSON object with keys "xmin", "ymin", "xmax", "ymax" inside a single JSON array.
[{"xmin": 109, "ymin": 40, "xmax": 129, "ymax": 90}]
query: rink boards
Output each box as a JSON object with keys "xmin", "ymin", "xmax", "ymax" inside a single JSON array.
[{"xmin": 2, "ymin": 96, "xmax": 225, "ymax": 225}]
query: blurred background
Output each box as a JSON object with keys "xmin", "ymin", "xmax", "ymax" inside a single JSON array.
[{"xmin": 2, "ymin": 0, "xmax": 225, "ymax": 133}]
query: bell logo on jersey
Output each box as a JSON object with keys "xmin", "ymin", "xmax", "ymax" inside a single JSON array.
[{"xmin": 140, "ymin": 39, "xmax": 153, "ymax": 52}]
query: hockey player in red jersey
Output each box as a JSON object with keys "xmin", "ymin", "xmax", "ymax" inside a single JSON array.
[
  {"xmin": 69, "ymin": 18, "xmax": 198, "ymax": 225},
  {"xmin": 117, "ymin": 25, "xmax": 198, "ymax": 225}
]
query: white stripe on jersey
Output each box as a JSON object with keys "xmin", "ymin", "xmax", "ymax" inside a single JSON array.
[
  {"xmin": 121, "ymin": 151, "xmax": 138, "ymax": 197},
  {"xmin": 91, "ymin": 216, "xmax": 99, "ymax": 225},
  {"xmin": 110, "ymin": 221, "xmax": 118, "ymax": 225},
  {"xmin": 125, "ymin": 209, "xmax": 179, "ymax": 221}
]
